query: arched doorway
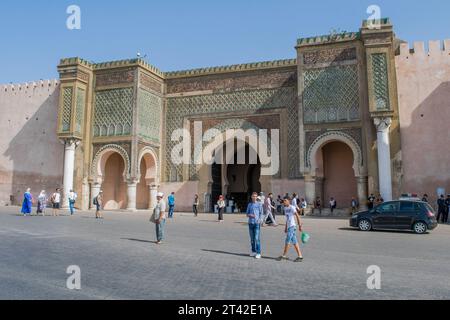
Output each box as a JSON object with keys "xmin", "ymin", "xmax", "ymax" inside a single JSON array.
[
  {"xmin": 317, "ymin": 141, "xmax": 357, "ymax": 209},
  {"xmin": 103, "ymin": 153, "xmax": 127, "ymax": 210},
  {"xmin": 136, "ymin": 150, "xmax": 158, "ymax": 210}
]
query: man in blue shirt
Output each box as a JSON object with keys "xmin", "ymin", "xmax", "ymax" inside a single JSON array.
[
  {"xmin": 246, "ymin": 192, "xmax": 263, "ymax": 259},
  {"xmin": 168, "ymin": 192, "xmax": 175, "ymax": 218}
]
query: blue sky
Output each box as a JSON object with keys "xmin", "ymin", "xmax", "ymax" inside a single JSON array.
[{"xmin": 0, "ymin": 0, "xmax": 449, "ymax": 83}]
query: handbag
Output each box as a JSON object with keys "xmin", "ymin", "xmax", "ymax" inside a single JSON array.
[
  {"xmin": 150, "ymin": 206, "xmax": 160, "ymax": 224},
  {"xmin": 301, "ymin": 232, "xmax": 310, "ymax": 244}
]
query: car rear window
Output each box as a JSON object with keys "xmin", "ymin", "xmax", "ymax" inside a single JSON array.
[{"xmin": 400, "ymin": 202, "xmax": 417, "ymax": 212}]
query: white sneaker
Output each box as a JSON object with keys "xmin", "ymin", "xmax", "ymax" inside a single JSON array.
[
  {"xmin": 250, "ymin": 252, "xmax": 256, "ymax": 257},
  {"xmin": 255, "ymin": 254, "xmax": 261, "ymax": 259}
]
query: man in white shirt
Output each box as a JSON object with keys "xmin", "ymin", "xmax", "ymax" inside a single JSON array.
[
  {"xmin": 277, "ymin": 198, "xmax": 304, "ymax": 262},
  {"xmin": 154, "ymin": 192, "xmax": 167, "ymax": 244},
  {"xmin": 68, "ymin": 189, "xmax": 78, "ymax": 216},
  {"xmin": 51, "ymin": 188, "xmax": 61, "ymax": 217}
]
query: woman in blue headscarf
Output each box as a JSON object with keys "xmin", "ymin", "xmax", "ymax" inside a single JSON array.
[{"xmin": 21, "ymin": 188, "xmax": 33, "ymax": 216}]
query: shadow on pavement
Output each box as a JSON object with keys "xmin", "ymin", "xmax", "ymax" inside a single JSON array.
[
  {"xmin": 338, "ymin": 227, "xmax": 420, "ymax": 235},
  {"xmin": 122, "ymin": 238, "xmax": 158, "ymax": 244},
  {"xmin": 201, "ymin": 249, "xmax": 278, "ymax": 261}
]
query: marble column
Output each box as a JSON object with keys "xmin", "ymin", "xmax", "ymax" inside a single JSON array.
[
  {"xmin": 304, "ymin": 175, "xmax": 316, "ymax": 205},
  {"xmin": 356, "ymin": 176, "xmax": 368, "ymax": 210},
  {"xmin": 62, "ymin": 139, "xmax": 78, "ymax": 209},
  {"xmin": 126, "ymin": 181, "xmax": 138, "ymax": 211},
  {"xmin": 374, "ymin": 117, "xmax": 393, "ymax": 201},
  {"xmin": 149, "ymin": 184, "xmax": 158, "ymax": 210}
]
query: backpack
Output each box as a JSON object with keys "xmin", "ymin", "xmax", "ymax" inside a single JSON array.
[{"xmin": 93, "ymin": 196, "xmax": 98, "ymax": 206}]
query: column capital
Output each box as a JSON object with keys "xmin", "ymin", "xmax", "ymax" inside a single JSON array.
[
  {"xmin": 60, "ymin": 138, "xmax": 81, "ymax": 147},
  {"xmin": 373, "ymin": 117, "xmax": 392, "ymax": 132},
  {"xmin": 126, "ymin": 179, "xmax": 139, "ymax": 186}
]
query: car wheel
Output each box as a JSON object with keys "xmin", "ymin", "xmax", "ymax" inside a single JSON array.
[
  {"xmin": 358, "ymin": 219, "xmax": 372, "ymax": 231},
  {"xmin": 413, "ymin": 221, "xmax": 428, "ymax": 234}
]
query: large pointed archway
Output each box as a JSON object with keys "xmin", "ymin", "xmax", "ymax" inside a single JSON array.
[
  {"xmin": 305, "ymin": 131, "xmax": 368, "ymax": 211},
  {"xmin": 90, "ymin": 144, "xmax": 131, "ymax": 210}
]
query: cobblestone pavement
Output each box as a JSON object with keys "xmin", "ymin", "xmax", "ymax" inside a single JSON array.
[{"xmin": 1, "ymin": 206, "xmax": 449, "ymax": 300}]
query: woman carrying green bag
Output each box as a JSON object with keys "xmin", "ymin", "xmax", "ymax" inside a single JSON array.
[{"xmin": 277, "ymin": 198, "xmax": 305, "ymax": 262}]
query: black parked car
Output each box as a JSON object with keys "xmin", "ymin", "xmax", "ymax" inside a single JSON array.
[{"xmin": 350, "ymin": 200, "xmax": 438, "ymax": 234}]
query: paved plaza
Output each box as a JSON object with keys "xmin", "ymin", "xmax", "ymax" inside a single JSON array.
[{"xmin": 0, "ymin": 206, "xmax": 449, "ymax": 300}]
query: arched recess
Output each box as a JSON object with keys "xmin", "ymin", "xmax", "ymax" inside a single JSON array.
[
  {"xmin": 307, "ymin": 131, "xmax": 365, "ymax": 177},
  {"xmin": 91, "ymin": 144, "xmax": 131, "ymax": 184},
  {"xmin": 304, "ymin": 131, "xmax": 368, "ymax": 210},
  {"xmin": 136, "ymin": 147, "xmax": 159, "ymax": 210},
  {"xmin": 90, "ymin": 145, "xmax": 131, "ymax": 210}
]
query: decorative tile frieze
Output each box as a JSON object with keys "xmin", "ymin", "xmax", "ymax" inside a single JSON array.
[
  {"xmin": 371, "ymin": 53, "xmax": 391, "ymax": 110},
  {"xmin": 303, "ymin": 64, "xmax": 360, "ymax": 123},
  {"xmin": 93, "ymin": 87, "xmax": 133, "ymax": 137},
  {"xmin": 140, "ymin": 73, "xmax": 163, "ymax": 94},
  {"xmin": 138, "ymin": 89, "xmax": 162, "ymax": 143},
  {"xmin": 61, "ymin": 87, "xmax": 73, "ymax": 132},
  {"xmin": 75, "ymin": 88, "xmax": 85, "ymax": 134},
  {"xmin": 303, "ymin": 47, "xmax": 357, "ymax": 65},
  {"xmin": 95, "ymin": 70, "xmax": 135, "ymax": 87}
]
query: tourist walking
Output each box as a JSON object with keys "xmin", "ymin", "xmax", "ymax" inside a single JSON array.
[
  {"xmin": 277, "ymin": 197, "xmax": 304, "ymax": 262},
  {"xmin": 36, "ymin": 190, "xmax": 47, "ymax": 216},
  {"xmin": 193, "ymin": 194, "xmax": 199, "ymax": 217},
  {"xmin": 21, "ymin": 188, "xmax": 33, "ymax": 216},
  {"xmin": 168, "ymin": 192, "xmax": 175, "ymax": 218},
  {"xmin": 368, "ymin": 194, "xmax": 376, "ymax": 210},
  {"xmin": 153, "ymin": 192, "xmax": 167, "ymax": 244},
  {"xmin": 437, "ymin": 195, "xmax": 446, "ymax": 223},
  {"xmin": 351, "ymin": 197, "xmax": 359, "ymax": 214},
  {"xmin": 262, "ymin": 193, "xmax": 277, "ymax": 226},
  {"xmin": 246, "ymin": 192, "xmax": 263, "ymax": 259},
  {"xmin": 50, "ymin": 188, "xmax": 61, "ymax": 216},
  {"xmin": 300, "ymin": 198, "xmax": 307, "ymax": 216},
  {"xmin": 329, "ymin": 197, "xmax": 337, "ymax": 214},
  {"xmin": 313, "ymin": 197, "xmax": 322, "ymax": 215},
  {"xmin": 217, "ymin": 195, "xmax": 225, "ymax": 222},
  {"xmin": 68, "ymin": 189, "xmax": 77, "ymax": 215},
  {"xmin": 93, "ymin": 191, "xmax": 104, "ymax": 219}
]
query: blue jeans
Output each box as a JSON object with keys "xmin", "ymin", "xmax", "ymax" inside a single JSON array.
[
  {"xmin": 168, "ymin": 205, "xmax": 174, "ymax": 218},
  {"xmin": 248, "ymin": 223, "xmax": 261, "ymax": 254},
  {"xmin": 156, "ymin": 219, "xmax": 166, "ymax": 241},
  {"xmin": 69, "ymin": 201, "xmax": 75, "ymax": 215}
]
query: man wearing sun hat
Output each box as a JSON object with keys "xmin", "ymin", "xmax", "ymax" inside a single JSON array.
[{"xmin": 154, "ymin": 192, "xmax": 167, "ymax": 244}]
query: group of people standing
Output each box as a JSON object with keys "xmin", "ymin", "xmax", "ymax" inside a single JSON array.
[{"xmin": 20, "ymin": 188, "xmax": 77, "ymax": 217}]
